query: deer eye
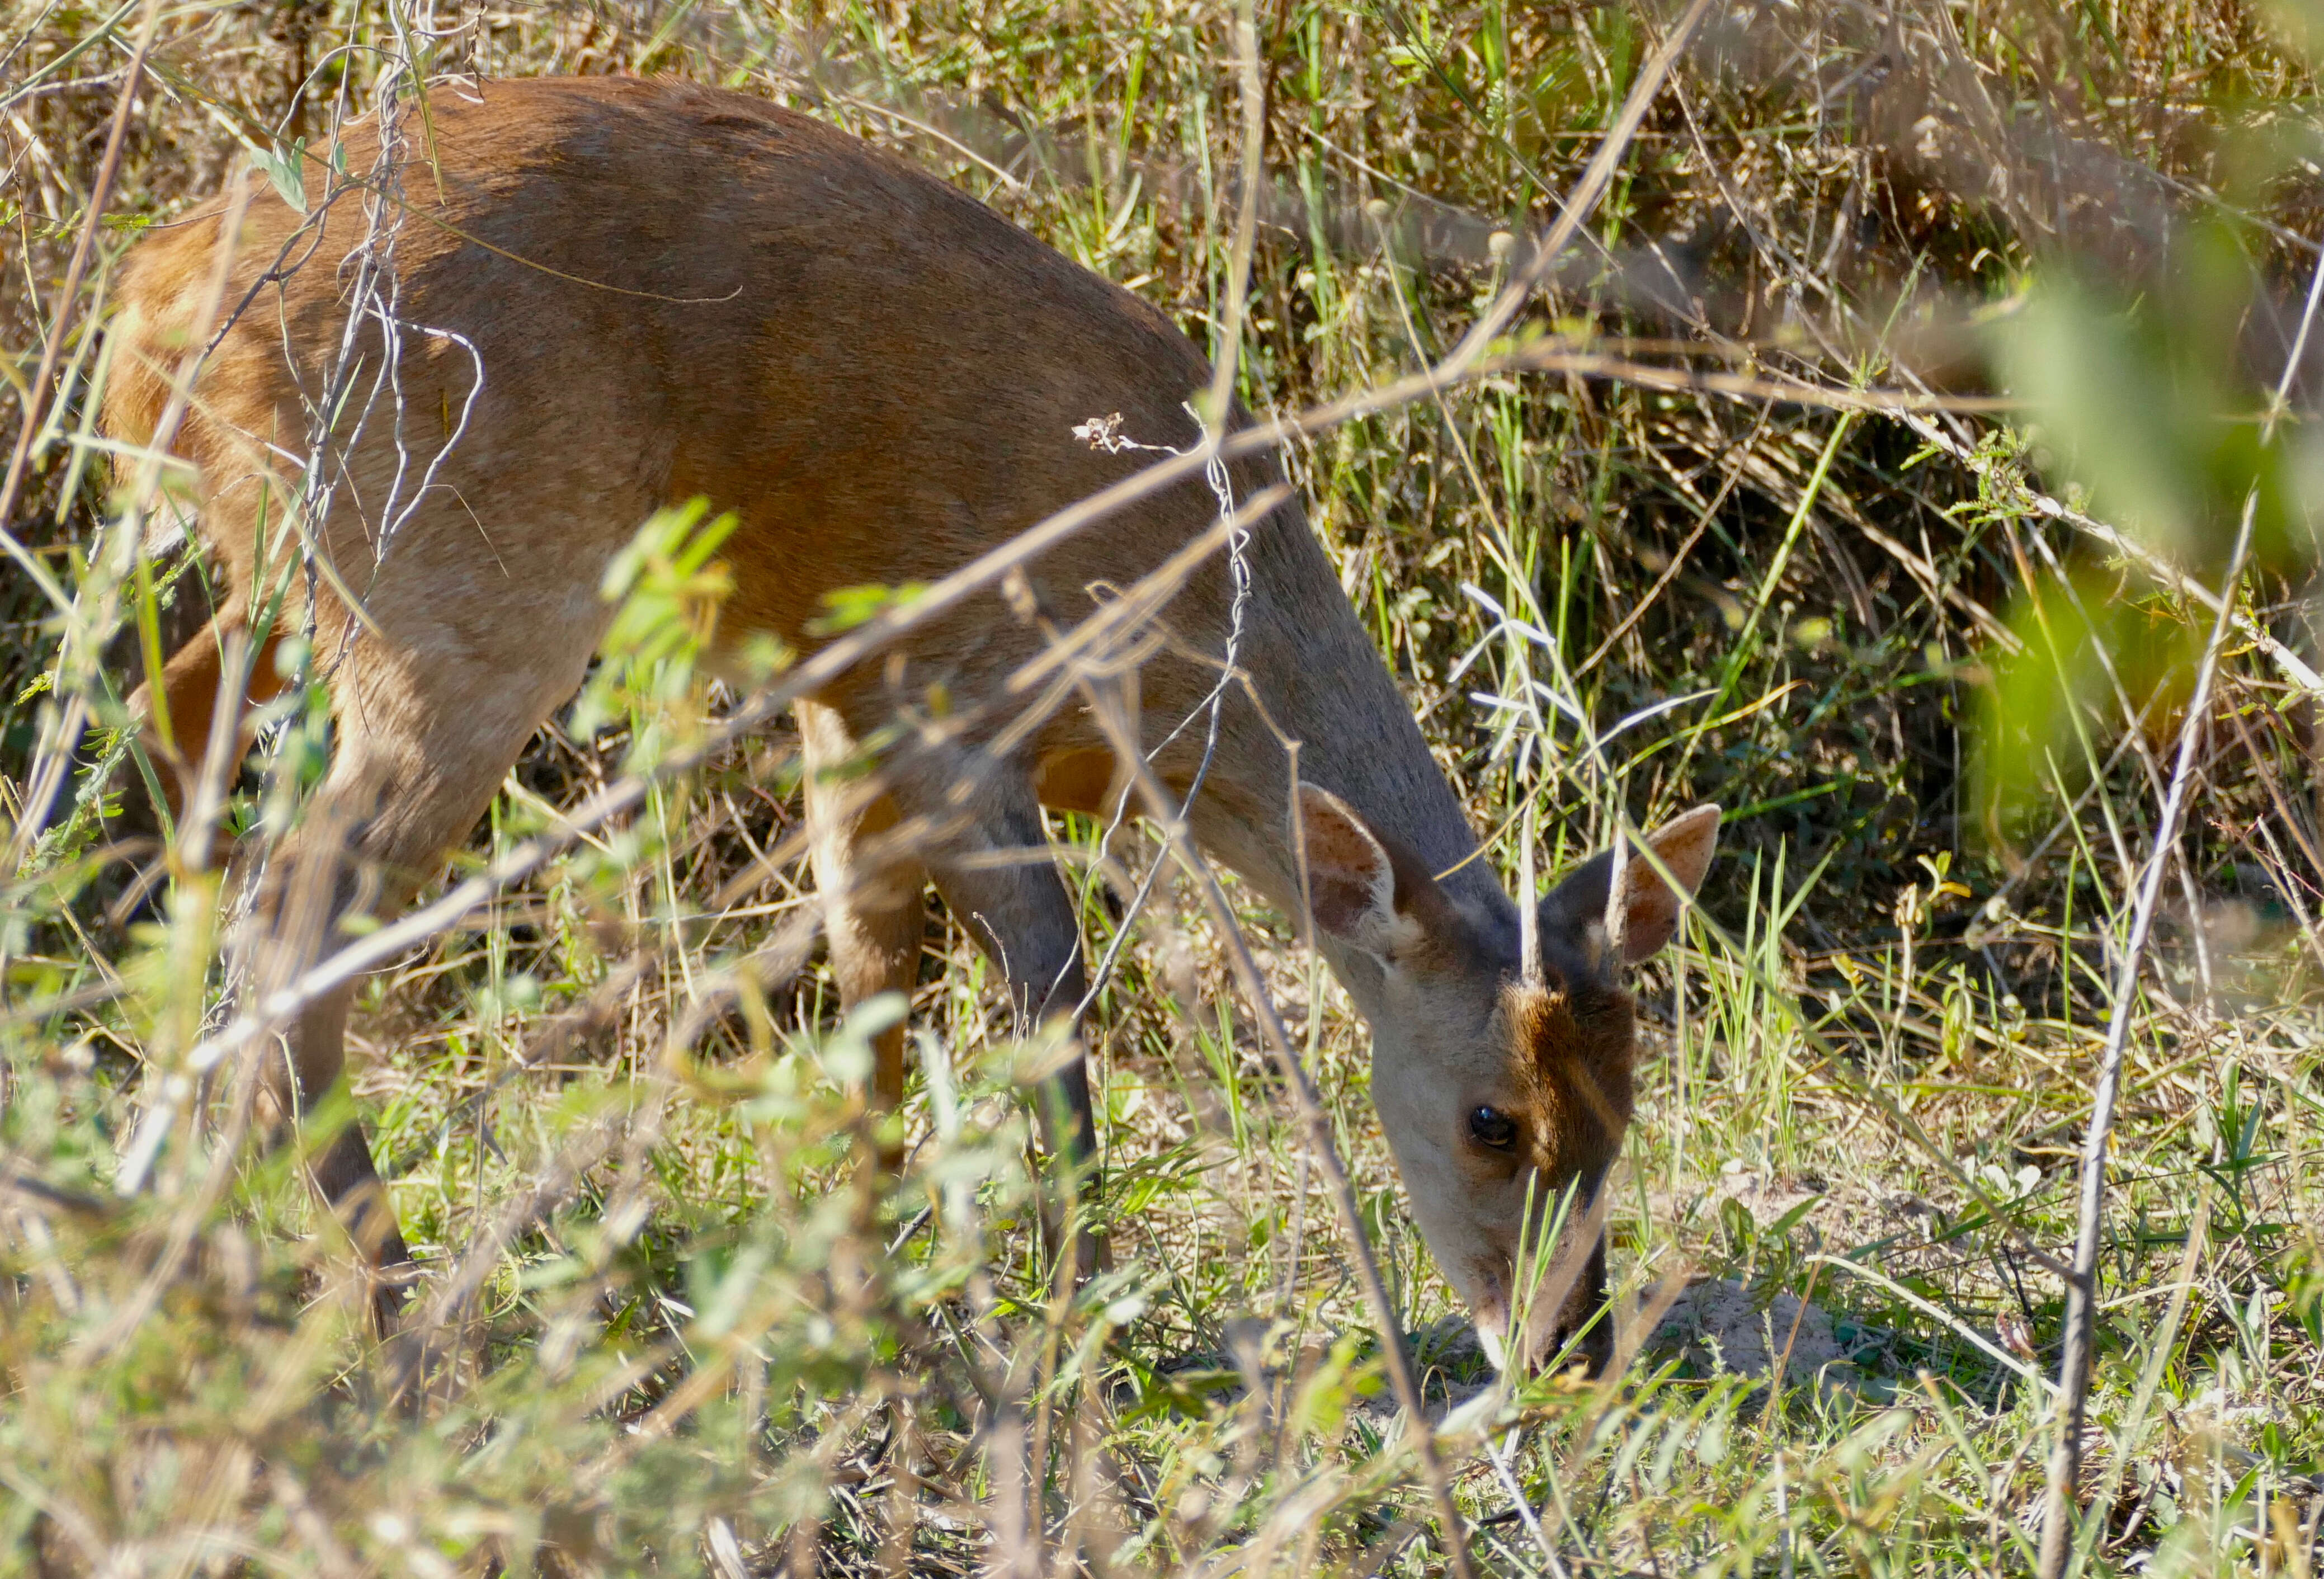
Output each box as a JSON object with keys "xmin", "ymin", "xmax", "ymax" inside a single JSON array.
[{"xmin": 1468, "ymin": 1106, "xmax": 1518, "ymax": 1151}]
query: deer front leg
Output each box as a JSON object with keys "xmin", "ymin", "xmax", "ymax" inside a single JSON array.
[
  {"xmin": 916, "ymin": 778, "xmax": 1099, "ymax": 1272},
  {"xmin": 799, "ymin": 699, "xmax": 928, "ymax": 1164}
]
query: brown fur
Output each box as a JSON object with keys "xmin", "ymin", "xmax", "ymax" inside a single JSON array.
[
  {"xmin": 1502, "ymin": 981, "xmax": 1637, "ymax": 1185},
  {"xmin": 107, "ymin": 76, "xmax": 1718, "ymax": 1357}
]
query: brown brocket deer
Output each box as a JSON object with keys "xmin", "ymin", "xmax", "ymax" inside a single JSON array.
[{"xmin": 106, "ymin": 75, "xmax": 1718, "ymax": 1370}]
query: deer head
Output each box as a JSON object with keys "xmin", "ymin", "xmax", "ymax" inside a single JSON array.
[{"xmin": 1297, "ymin": 788, "xmax": 1722, "ymax": 1373}]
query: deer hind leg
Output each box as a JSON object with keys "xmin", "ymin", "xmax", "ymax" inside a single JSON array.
[
  {"xmin": 799, "ymin": 700, "xmax": 927, "ymax": 1159},
  {"xmin": 246, "ymin": 625, "xmax": 602, "ymax": 1327}
]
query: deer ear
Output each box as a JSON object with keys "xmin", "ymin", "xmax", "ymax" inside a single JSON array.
[
  {"xmin": 1538, "ymin": 804, "xmax": 1722, "ymax": 977},
  {"xmin": 1611, "ymin": 804, "xmax": 1720, "ymax": 964},
  {"xmin": 1295, "ymin": 784, "xmax": 1425, "ymax": 960}
]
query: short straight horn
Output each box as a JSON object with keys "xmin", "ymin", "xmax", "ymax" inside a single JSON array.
[
  {"xmin": 1604, "ymin": 818, "xmax": 1631, "ymax": 962},
  {"xmin": 1518, "ymin": 797, "xmax": 1543, "ymax": 984}
]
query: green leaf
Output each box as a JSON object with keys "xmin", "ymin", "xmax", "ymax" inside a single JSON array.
[
  {"xmin": 809, "ymin": 580, "xmax": 929, "ymax": 637},
  {"xmin": 248, "ymin": 138, "xmax": 308, "ymax": 214}
]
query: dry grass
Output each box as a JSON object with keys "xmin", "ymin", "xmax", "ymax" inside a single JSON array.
[{"xmin": 6, "ymin": 0, "xmax": 2324, "ymax": 1574}]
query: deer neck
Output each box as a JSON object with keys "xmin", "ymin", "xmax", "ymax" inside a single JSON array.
[{"xmin": 1173, "ymin": 502, "xmax": 1517, "ymax": 963}]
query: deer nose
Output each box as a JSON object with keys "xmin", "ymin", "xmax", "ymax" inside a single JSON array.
[
  {"xmin": 1479, "ymin": 1298, "xmax": 1571, "ymax": 1377},
  {"xmin": 1468, "ymin": 1265, "xmax": 1514, "ymax": 1370}
]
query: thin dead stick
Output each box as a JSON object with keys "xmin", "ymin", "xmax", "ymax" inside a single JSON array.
[
  {"xmin": 2036, "ymin": 228, "xmax": 2319, "ymax": 1576},
  {"xmin": 1891, "ymin": 411, "xmax": 2324, "ymax": 696},
  {"xmin": 1006, "ymin": 557, "xmax": 1476, "ymax": 1562},
  {"xmin": 1522, "ymin": 347, "xmax": 2012, "ymax": 412},
  {"xmin": 2071, "ymin": 1178, "xmax": 2215, "ymax": 1573},
  {"xmin": 46, "ymin": 304, "xmax": 1960, "ymax": 886},
  {"xmin": 1441, "ymin": 0, "xmax": 1715, "ymax": 381},
  {"xmin": 147, "ymin": 494, "xmax": 1261, "ymax": 1099},
  {"xmin": 1074, "ymin": 677, "xmax": 1477, "ymax": 1579},
  {"xmin": 2034, "ymin": 492, "xmax": 2255, "ymax": 1579}
]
